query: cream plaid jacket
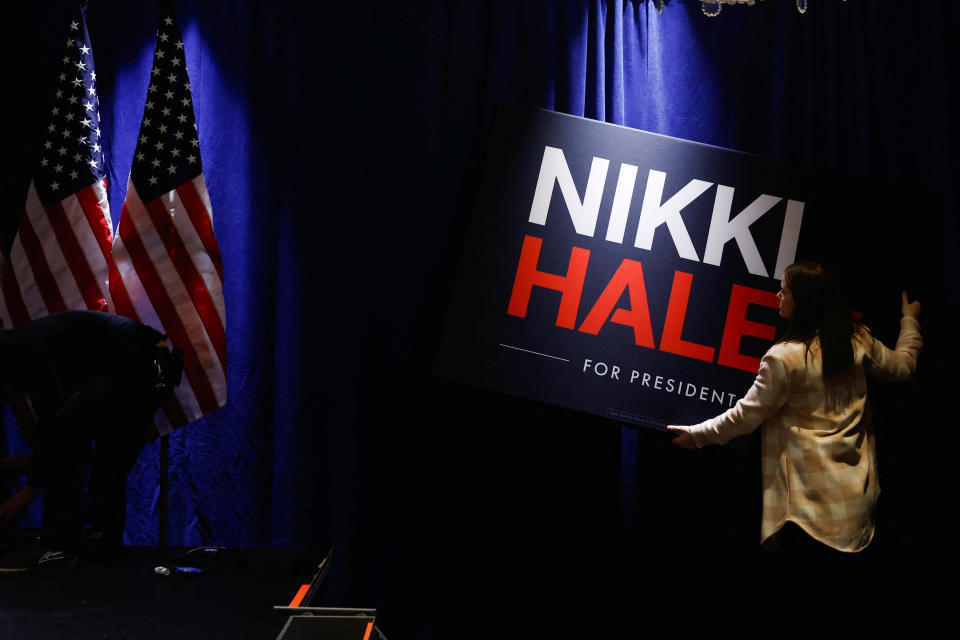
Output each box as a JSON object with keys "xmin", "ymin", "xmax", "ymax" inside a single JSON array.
[{"xmin": 689, "ymin": 317, "xmax": 922, "ymax": 552}]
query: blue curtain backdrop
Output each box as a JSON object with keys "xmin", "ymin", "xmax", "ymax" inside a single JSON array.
[{"xmin": 4, "ymin": 0, "xmax": 956, "ymax": 634}]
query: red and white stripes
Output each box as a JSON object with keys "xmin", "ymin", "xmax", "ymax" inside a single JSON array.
[
  {"xmin": 0, "ymin": 179, "xmax": 114, "ymax": 328},
  {"xmin": 0, "ymin": 175, "xmax": 228, "ymax": 435},
  {"xmin": 110, "ymin": 174, "xmax": 226, "ymax": 434}
]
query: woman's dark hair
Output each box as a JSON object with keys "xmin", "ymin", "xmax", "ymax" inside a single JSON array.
[{"xmin": 780, "ymin": 262, "xmax": 858, "ymax": 411}]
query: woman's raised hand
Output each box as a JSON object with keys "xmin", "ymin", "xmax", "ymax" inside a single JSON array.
[{"xmin": 901, "ymin": 291, "xmax": 922, "ymax": 319}]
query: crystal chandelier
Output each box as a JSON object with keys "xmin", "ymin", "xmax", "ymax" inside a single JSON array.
[
  {"xmin": 701, "ymin": 1, "xmax": 808, "ymax": 16},
  {"xmin": 651, "ymin": 1, "xmax": 845, "ymax": 17}
]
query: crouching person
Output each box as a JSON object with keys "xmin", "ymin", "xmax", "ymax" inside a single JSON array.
[{"xmin": 0, "ymin": 310, "xmax": 182, "ymax": 573}]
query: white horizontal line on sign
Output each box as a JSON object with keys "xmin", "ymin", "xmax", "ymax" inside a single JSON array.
[{"xmin": 498, "ymin": 344, "xmax": 569, "ymax": 362}]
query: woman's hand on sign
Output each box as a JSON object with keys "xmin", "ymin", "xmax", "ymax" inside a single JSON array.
[{"xmin": 666, "ymin": 425, "xmax": 696, "ymax": 450}]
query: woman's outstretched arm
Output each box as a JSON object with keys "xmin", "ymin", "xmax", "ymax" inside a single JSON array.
[{"xmin": 668, "ymin": 348, "xmax": 791, "ymax": 449}]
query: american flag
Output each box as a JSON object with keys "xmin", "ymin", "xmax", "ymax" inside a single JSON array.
[
  {"xmin": 110, "ymin": 11, "xmax": 226, "ymax": 434},
  {"xmin": 0, "ymin": 8, "xmax": 114, "ymax": 328}
]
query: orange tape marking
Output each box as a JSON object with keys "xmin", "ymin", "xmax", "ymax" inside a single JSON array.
[{"xmin": 287, "ymin": 584, "xmax": 310, "ymax": 608}]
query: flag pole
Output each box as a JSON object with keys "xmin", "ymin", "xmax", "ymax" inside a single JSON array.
[{"xmin": 159, "ymin": 433, "xmax": 169, "ymax": 550}]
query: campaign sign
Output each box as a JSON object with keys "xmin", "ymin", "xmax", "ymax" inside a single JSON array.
[{"xmin": 437, "ymin": 104, "xmax": 870, "ymax": 430}]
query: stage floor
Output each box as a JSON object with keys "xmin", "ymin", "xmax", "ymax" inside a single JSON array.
[
  {"xmin": 1, "ymin": 535, "xmax": 945, "ymax": 638},
  {"xmin": 0, "ymin": 546, "xmax": 331, "ymax": 640}
]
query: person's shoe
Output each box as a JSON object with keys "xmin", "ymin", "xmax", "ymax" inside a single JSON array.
[{"xmin": 0, "ymin": 540, "xmax": 78, "ymax": 574}]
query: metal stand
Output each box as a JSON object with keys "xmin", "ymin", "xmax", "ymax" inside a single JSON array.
[
  {"xmin": 159, "ymin": 433, "xmax": 169, "ymax": 550},
  {"xmin": 273, "ymin": 552, "xmax": 387, "ymax": 639}
]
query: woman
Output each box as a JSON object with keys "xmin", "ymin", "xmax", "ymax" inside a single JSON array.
[{"xmin": 668, "ymin": 262, "xmax": 922, "ymax": 553}]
